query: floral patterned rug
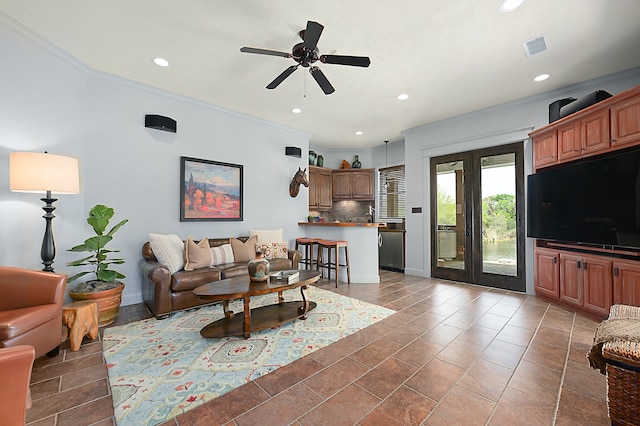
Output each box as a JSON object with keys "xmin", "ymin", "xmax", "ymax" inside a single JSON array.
[{"xmin": 102, "ymin": 286, "xmax": 395, "ymax": 425}]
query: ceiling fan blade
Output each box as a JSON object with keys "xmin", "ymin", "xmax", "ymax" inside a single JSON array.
[
  {"xmin": 267, "ymin": 65, "xmax": 299, "ymax": 89},
  {"xmin": 320, "ymin": 55, "xmax": 371, "ymax": 67},
  {"xmin": 240, "ymin": 47, "xmax": 291, "ymax": 58},
  {"xmin": 309, "ymin": 66, "xmax": 335, "ymax": 95},
  {"xmin": 303, "ymin": 21, "xmax": 324, "ymax": 50}
]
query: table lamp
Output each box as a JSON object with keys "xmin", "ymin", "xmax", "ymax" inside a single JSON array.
[{"xmin": 9, "ymin": 151, "xmax": 80, "ymax": 272}]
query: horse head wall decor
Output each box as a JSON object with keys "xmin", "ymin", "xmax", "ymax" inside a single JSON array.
[{"xmin": 289, "ymin": 167, "xmax": 309, "ymax": 198}]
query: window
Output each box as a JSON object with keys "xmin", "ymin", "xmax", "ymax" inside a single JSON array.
[{"xmin": 378, "ymin": 165, "xmax": 406, "ymax": 220}]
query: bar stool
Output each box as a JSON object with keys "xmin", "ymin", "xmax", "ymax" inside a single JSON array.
[
  {"xmin": 295, "ymin": 237, "xmax": 319, "ymax": 270},
  {"xmin": 316, "ymin": 239, "xmax": 351, "ymax": 287}
]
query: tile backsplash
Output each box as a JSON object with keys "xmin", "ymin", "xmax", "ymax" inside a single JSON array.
[{"xmin": 309, "ymin": 200, "xmax": 375, "ymax": 223}]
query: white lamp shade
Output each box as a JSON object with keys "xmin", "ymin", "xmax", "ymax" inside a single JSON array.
[{"xmin": 10, "ymin": 152, "xmax": 80, "ymax": 194}]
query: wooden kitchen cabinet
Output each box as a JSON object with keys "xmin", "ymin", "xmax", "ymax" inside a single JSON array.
[
  {"xmin": 557, "ymin": 120, "xmax": 581, "ymax": 162},
  {"xmin": 332, "ymin": 169, "xmax": 374, "ymax": 200},
  {"xmin": 534, "ymin": 248, "xmax": 559, "ymax": 299},
  {"xmin": 308, "ymin": 166, "xmax": 332, "ymax": 210},
  {"xmin": 613, "ymin": 260, "xmax": 640, "ymax": 306},
  {"xmin": 557, "ymin": 109, "xmax": 610, "ymax": 162}
]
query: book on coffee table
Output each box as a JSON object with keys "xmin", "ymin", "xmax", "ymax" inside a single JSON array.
[{"xmin": 269, "ymin": 270, "xmax": 300, "ymax": 283}]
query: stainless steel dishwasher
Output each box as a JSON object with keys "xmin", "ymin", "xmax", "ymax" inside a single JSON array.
[{"xmin": 378, "ymin": 226, "xmax": 405, "ymax": 272}]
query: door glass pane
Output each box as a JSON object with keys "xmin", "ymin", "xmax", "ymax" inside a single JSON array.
[
  {"xmin": 436, "ymin": 161, "xmax": 464, "ymax": 270},
  {"xmin": 481, "ymin": 154, "xmax": 517, "ymax": 276}
]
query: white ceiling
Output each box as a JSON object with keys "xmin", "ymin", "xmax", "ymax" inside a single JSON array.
[{"xmin": 2, "ymin": 0, "xmax": 640, "ymax": 149}]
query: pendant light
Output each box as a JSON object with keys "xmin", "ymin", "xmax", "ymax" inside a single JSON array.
[{"xmin": 383, "ymin": 140, "xmax": 389, "ymax": 190}]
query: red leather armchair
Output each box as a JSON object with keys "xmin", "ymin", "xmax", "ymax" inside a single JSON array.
[
  {"xmin": 0, "ymin": 266, "xmax": 67, "ymax": 358},
  {"xmin": 0, "ymin": 345, "xmax": 35, "ymax": 425}
]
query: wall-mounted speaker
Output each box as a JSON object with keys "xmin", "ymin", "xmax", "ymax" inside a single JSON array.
[
  {"xmin": 285, "ymin": 146, "xmax": 302, "ymax": 158},
  {"xmin": 145, "ymin": 114, "xmax": 177, "ymax": 133}
]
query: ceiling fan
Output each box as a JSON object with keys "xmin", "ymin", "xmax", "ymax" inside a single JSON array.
[{"xmin": 240, "ymin": 20, "xmax": 371, "ymax": 95}]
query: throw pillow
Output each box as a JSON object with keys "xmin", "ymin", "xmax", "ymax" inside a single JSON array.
[
  {"xmin": 256, "ymin": 241, "xmax": 288, "ymax": 260},
  {"xmin": 249, "ymin": 228, "xmax": 283, "ymax": 243},
  {"xmin": 230, "ymin": 236, "xmax": 258, "ymax": 263},
  {"xmin": 184, "ymin": 237, "xmax": 211, "ymax": 271},
  {"xmin": 149, "ymin": 233, "xmax": 184, "ymax": 274},
  {"xmin": 211, "ymin": 243, "xmax": 235, "ymax": 266}
]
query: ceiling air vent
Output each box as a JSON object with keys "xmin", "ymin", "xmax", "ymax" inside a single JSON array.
[{"xmin": 522, "ymin": 35, "xmax": 548, "ymax": 57}]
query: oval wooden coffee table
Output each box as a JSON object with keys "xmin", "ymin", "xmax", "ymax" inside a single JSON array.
[{"xmin": 193, "ymin": 270, "xmax": 321, "ymax": 338}]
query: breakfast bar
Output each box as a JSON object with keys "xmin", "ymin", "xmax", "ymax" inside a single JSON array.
[{"xmin": 297, "ymin": 222, "xmax": 386, "ymax": 283}]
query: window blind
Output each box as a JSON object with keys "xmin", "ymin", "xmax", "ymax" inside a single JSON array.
[{"xmin": 378, "ymin": 165, "xmax": 406, "ymax": 220}]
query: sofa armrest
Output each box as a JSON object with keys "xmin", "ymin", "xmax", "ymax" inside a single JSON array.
[
  {"xmin": 139, "ymin": 259, "xmax": 172, "ymax": 319},
  {"xmin": 288, "ymin": 249, "xmax": 302, "ymax": 269},
  {"xmin": 0, "ymin": 267, "xmax": 66, "ymax": 311}
]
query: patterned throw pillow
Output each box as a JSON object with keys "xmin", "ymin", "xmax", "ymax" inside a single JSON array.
[
  {"xmin": 256, "ymin": 242, "xmax": 289, "ymax": 260},
  {"xmin": 149, "ymin": 233, "xmax": 185, "ymax": 274},
  {"xmin": 184, "ymin": 237, "xmax": 211, "ymax": 271},
  {"xmin": 230, "ymin": 236, "xmax": 258, "ymax": 263},
  {"xmin": 211, "ymin": 243, "xmax": 235, "ymax": 266}
]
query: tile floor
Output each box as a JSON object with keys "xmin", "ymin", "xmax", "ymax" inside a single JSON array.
[{"xmin": 27, "ymin": 270, "xmax": 611, "ymax": 425}]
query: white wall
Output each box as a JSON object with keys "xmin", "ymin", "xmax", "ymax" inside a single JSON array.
[
  {"xmin": 0, "ymin": 15, "xmax": 310, "ymax": 306},
  {"xmin": 403, "ymin": 67, "xmax": 640, "ymax": 294}
]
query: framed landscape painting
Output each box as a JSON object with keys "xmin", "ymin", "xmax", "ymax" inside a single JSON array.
[{"xmin": 180, "ymin": 156, "xmax": 243, "ymax": 221}]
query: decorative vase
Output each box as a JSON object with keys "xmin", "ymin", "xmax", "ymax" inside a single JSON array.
[
  {"xmin": 68, "ymin": 280, "xmax": 125, "ymax": 326},
  {"xmin": 352, "ymin": 155, "xmax": 361, "ymax": 169},
  {"xmin": 316, "ymin": 155, "xmax": 324, "ymax": 167},
  {"xmin": 309, "ymin": 151, "xmax": 317, "ymax": 166},
  {"xmin": 247, "ymin": 252, "xmax": 270, "ymax": 282}
]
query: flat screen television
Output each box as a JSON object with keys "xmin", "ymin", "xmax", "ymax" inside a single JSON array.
[{"xmin": 527, "ymin": 146, "xmax": 640, "ymax": 250}]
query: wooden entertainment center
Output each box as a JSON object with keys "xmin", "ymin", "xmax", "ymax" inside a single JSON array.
[{"xmin": 529, "ymin": 84, "xmax": 640, "ymax": 320}]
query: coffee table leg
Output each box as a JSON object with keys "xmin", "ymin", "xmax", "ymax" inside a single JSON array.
[
  {"xmin": 243, "ymin": 297, "xmax": 251, "ymax": 338},
  {"xmin": 278, "ymin": 290, "xmax": 284, "ymax": 304},
  {"xmin": 223, "ymin": 300, "xmax": 234, "ymax": 318},
  {"xmin": 298, "ymin": 285, "xmax": 310, "ymax": 318}
]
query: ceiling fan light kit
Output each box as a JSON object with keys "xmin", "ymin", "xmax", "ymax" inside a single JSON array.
[{"xmin": 240, "ymin": 20, "xmax": 370, "ymax": 95}]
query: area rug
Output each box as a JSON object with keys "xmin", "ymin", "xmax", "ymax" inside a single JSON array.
[{"xmin": 102, "ymin": 286, "xmax": 395, "ymax": 426}]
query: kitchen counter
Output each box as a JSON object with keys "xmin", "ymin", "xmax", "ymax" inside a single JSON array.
[
  {"xmin": 297, "ymin": 222, "xmax": 387, "ymax": 228},
  {"xmin": 297, "ymin": 222, "xmax": 382, "ymax": 283}
]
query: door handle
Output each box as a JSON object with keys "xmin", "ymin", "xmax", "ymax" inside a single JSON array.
[{"xmin": 378, "ymin": 234, "xmax": 382, "ymax": 247}]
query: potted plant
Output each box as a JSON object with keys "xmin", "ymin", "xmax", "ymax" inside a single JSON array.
[{"xmin": 67, "ymin": 204, "xmax": 129, "ymax": 325}]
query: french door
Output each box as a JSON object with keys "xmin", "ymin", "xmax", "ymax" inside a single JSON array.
[{"xmin": 430, "ymin": 142, "xmax": 525, "ymax": 291}]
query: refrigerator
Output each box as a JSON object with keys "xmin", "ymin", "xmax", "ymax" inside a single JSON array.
[{"xmin": 378, "ymin": 230, "xmax": 405, "ymax": 272}]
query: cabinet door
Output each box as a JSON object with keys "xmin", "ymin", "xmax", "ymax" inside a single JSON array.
[
  {"xmin": 332, "ymin": 172, "xmax": 351, "ymax": 199},
  {"xmin": 533, "ymin": 132, "xmax": 557, "ymax": 169},
  {"xmin": 559, "ymin": 253, "xmax": 583, "ymax": 307},
  {"xmin": 534, "ymin": 248, "xmax": 559, "ymax": 298},
  {"xmin": 317, "ymin": 169, "xmax": 333, "ymax": 209},
  {"xmin": 582, "ymin": 255, "xmax": 612, "ymax": 317},
  {"xmin": 308, "ymin": 167, "xmax": 332, "ymax": 210},
  {"xmin": 581, "ymin": 109, "xmax": 610, "ymax": 155},
  {"xmin": 557, "ymin": 120, "xmax": 582, "ymax": 162},
  {"xmin": 351, "ymin": 170, "xmax": 374, "ymax": 200},
  {"xmin": 611, "ymin": 96, "xmax": 640, "ymax": 148},
  {"xmin": 613, "ymin": 260, "xmax": 640, "ymax": 306}
]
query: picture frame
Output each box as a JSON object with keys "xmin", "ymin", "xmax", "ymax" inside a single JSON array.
[{"xmin": 180, "ymin": 156, "xmax": 243, "ymax": 221}]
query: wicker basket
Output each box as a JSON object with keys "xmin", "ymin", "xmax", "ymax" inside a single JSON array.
[{"xmin": 602, "ymin": 305, "xmax": 640, "ymax": 426}]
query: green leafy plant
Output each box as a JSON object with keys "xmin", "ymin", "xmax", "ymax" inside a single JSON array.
[{"xmin": 67, "ymin": 204, "xmax": 129, "ymax": 283}]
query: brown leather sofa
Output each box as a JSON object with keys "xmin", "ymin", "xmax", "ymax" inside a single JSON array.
[
  {"xmin": 0, "ymin": 266, "xmax": 66, "ymax": 358},
  {"xmin": 140, "ymin": 237, "xmax": 302, "ymax": 319},
  {"xmin": 0, "ymin": 345, "xmax": 35, "ymax": 425}
]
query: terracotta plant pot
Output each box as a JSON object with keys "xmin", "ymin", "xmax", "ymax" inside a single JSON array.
[{"xmin": 69, "ymin": 281, "xmax": 125, "ymax": 326}]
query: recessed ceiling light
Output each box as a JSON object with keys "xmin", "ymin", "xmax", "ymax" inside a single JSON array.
[
  {"xmin": 500, "ymin": 0, "xmax": 524, "ymax": 12},
  {"xmin": 153, "ymin": 57, "xmax": 169, "ymax": 67},
  {"xmin": 397, "ymin": 94, "xmax": 409, "ymax": 101},
  {"xmin": 534, "ymin": 73, "xmax": 550, "ymax": 82},
  {"xmin": 292, "ymin": 108, "xmax": 302, "ymax": 114},
  {"xmin": 355, "ymin": 131, "xmax": 363, "ymax": 136}
]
